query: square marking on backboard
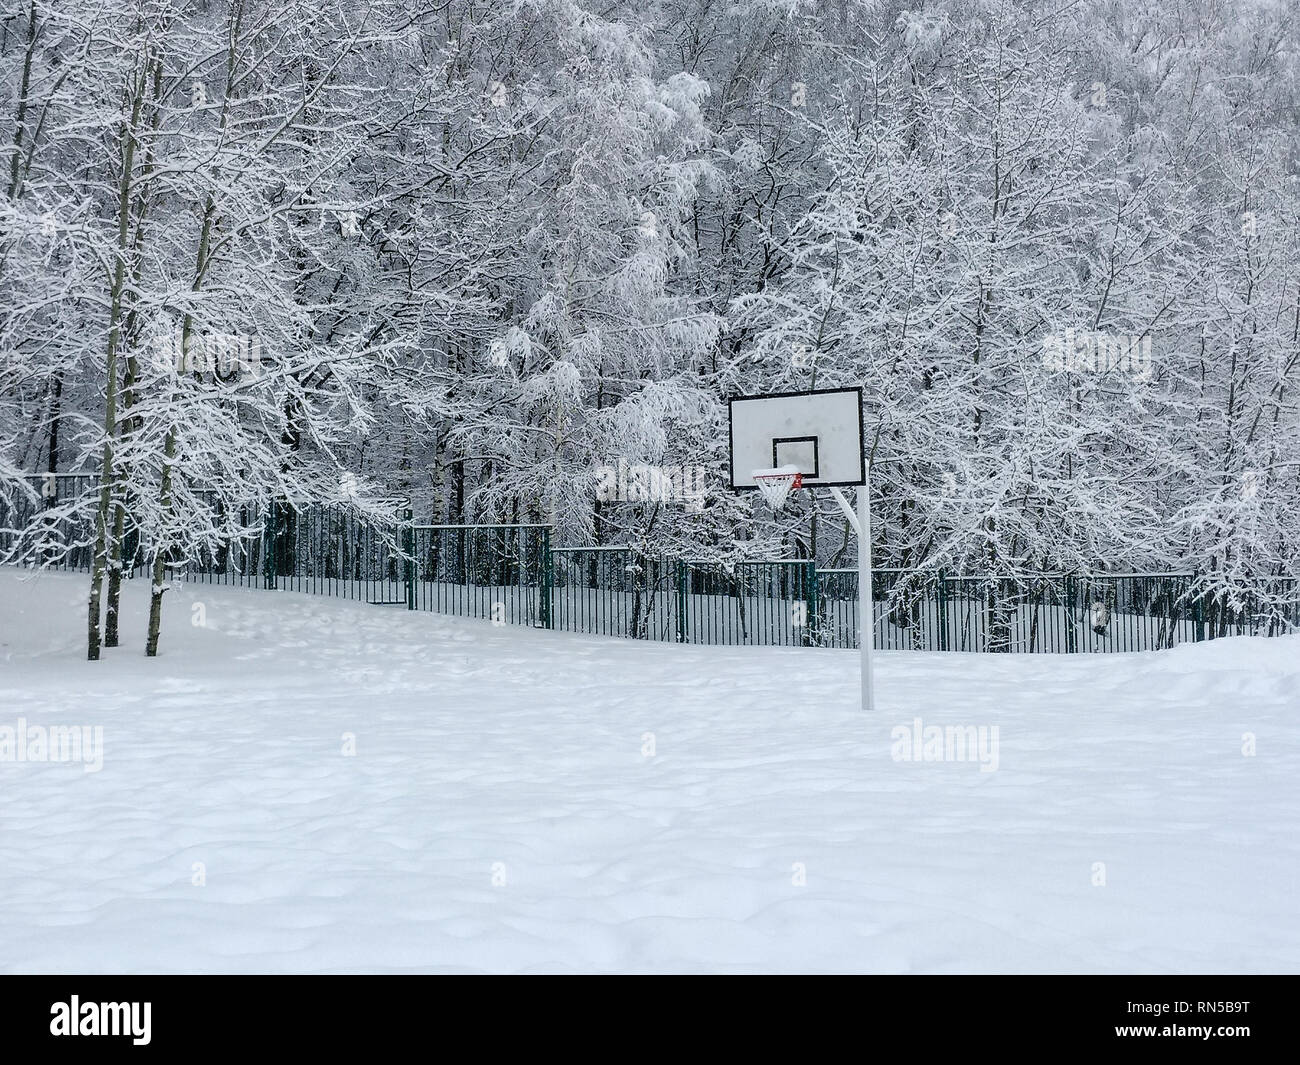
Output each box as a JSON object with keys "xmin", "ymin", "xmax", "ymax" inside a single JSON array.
[{"xmin": 772, "ymin": 436, "xmax": 819, "ymax": 478}]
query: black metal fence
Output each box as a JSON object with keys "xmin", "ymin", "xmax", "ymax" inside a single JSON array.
[
  {"xmin": 825, "ymin": 570, "xmax": 1213, "ymax": 653},
  {"xmin": 550, "ymin": 547, "xmax": 674, "ymax": 639},
  {"xmin": 679, "ymin": 559, "xmax": 817, "ymax": 646},
  {"xmin": 3, "ymin": 475, "xmax": 1297, "ymax": 651},
  {"xmin": 411, "ymin": 523, "xmax": 549, "ymax": 625}
]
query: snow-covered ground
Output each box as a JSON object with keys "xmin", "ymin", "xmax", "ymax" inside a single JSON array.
[{"xmin": 0, "ymin": 566, "xmax": 1296, "ymax": 974}]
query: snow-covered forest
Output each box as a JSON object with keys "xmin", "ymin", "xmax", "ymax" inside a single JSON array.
[{"xmin": 2, "ymin": 0, "xmax": 1298, "ymax": 650}]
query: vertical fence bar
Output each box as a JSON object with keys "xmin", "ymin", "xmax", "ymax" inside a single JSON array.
[
  {"xmin": 675, "ymin": 558, "xmax": 688, "ymax": 642},
  {"xmin": 804, "ymin": 559, "xmax": 818, "ymax": 647},
  {"xmin": 540, "ymin": 527, "xmax": 553, "ymax": 629},
  {"xmin": 262, "ymin": 501, "xmax": 277, "ymax": 590},
  {"xmin": 402, "ymin": 508, "xmax": 415, "ymax": 610},
  {"xmin": 936, "ymin": 569, "xmax": 949, "ymax": 651},
  {"xmin": 1065, "ymin": 574, "xmax": 1077, "ymax": 653}
]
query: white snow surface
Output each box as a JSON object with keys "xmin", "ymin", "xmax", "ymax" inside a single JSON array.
[{"xmin": 0, "ymin": 566, "xmax": 1297, "ymax": 974}]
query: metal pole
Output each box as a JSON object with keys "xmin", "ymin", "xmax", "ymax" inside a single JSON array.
[
  {"xmin": 858, "ymin": 478, "xmax": 875, "ymax": 714},
  {"xmin": 828, "ymin": 483, "xmax": 874, "ymax": 713},
  {"xmin": 402, "ymin": 507, "xmax": 415, "ymax": 610},
  {"xmin": 540, "ymin": 526, "xmax": 553, "ymax": 629}
]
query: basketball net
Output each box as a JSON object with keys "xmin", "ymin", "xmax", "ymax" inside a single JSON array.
[{"xmin": 753, "ymin": 466, "xmax": 803, "ymax": 512}]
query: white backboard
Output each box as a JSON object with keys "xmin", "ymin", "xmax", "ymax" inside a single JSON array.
[{"xmin": 728, "ymin": 387, "xmax": 865, "ymax": 489}]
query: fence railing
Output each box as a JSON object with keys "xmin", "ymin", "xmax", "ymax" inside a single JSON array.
[
  {"xmin": 679, "ymin": 559, "xmax": 817, "ymax": 646},
  {"xmin": 3, "ymin": 477, "xmax": 1297, "ymax": 652},
  {"xmin": 834, "ymin": 569, "xmax": 1208, "ymax": 653},
  {"xmin": 550, "ymin": 547, "xmax": 673, "ymax": 640},
  {"xmin": 411, "ymin": 523, "xmax": 550, "ymax": 625}
]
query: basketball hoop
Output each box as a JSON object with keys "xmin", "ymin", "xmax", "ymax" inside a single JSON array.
[
  {"xmin": 752, "ymin": 466, "xmax": 803, "ymax": 512},
  {"xmin": 729, "ymin": 387, "xmax": 873, "ymax": 714}
]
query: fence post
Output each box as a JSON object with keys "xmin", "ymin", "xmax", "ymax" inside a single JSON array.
[
  {"xmin": 1065, "ymin": 574, "xmax": 1078, "ymax": 653},
  {"xmin": 540, "ymin": 527, "xmax": 553, "ymax": 629},
  {"xmin": 804, "ymin": 560, "xmax": 818, "ymax": 647},
  {"xmin": 936, "ymin": 568, "xmax": 949, "ymax": 651},
  {"xmin": 401, "ymin": 508, "xmax": 415, "ymax": 610},
  {"xmin": 262, "ymin": 500, "xmax": 277, "ymax": 590},
  {"xmin": 675, "ymin": 558, "xmax": 688, "ymax": 642},
  {"xmin": 1192, "ymin": 574, "xmax": 1205, "ymax": 642}
]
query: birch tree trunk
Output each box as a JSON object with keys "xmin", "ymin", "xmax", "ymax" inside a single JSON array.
[
  {"xmin": 87, "ymin": 61, "xmax": 147, "ymax": 661},
  {"xmin": 145, "ymin": 0, "xmax": 244, "ymax": 656},
  {"xmin": 105, "ymin": 55, "xmax": 162, "ymax": 648}
]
